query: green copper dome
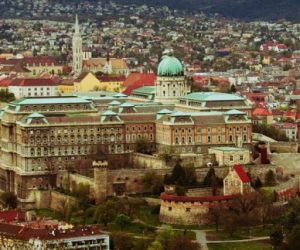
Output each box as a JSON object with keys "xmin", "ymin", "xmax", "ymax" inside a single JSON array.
[{"xmin": 157, "ymin": 53, "xmax": 184, "ymax": 77}]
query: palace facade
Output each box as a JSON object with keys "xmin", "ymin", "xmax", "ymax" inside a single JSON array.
[{"xmin": 0, "ymin": 51, "xmax": 253, "ymax": 200}]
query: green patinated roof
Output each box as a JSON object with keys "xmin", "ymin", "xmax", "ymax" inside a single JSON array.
[
  {"xmin": 171, "ymin": 111, "xmax": 191, "ymax": 117},
  {"xmin": 108, "ymin": 100, "xmax": 121, "ymax": 106},
  {"xmin": 210, "ymin": 147, "xmax": 248, "ymax": 152},
  {"xmin": 133, "ymin": 86, "xmax": 156, "ymax": 95},
  {"xmin": 120, "ymin": 102, "xmax": 135, "ymax": 107},
  {"xmin": 102, "ymin": 110, "xmax": 117, "ymax": 116},
  {"xmin": 181, "ymin": 92, "xmax": 245, "ymax": 102},
  {"xmin": 27, "ymin": 112, "xmax": 45, "ymax": 118},
  {"xmin": 113, "ymin": 93, "xmax": 128, "ymax": 98},
  {"xmin": 157, "ymin": 109, "xmax": 172, "ymax": 114},
  {"xmin": 158, "ymin": 55, "xmax": 184, "ymax": 76},
  {"xmin": 11, "ymin": 96, "xmax": 91, "ymax": 105},
  {"xmin": 224, "ymin": 109, "xmax": 246, "ymax": 115}
]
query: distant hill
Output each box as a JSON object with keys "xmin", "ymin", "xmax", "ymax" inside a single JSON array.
[{"xmin": 114, "ymin": 0, "xmax": 300, "ymax": 21}]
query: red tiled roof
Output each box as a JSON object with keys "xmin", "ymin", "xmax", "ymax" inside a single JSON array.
[
  {"xmin": 0, "ymin": 210, "xmax": 24, "ymax": 223},
  {"xmin": 9, "ymin": 78, "xmax": 58, "ymax": 87},
  {"xmin": 160, "ymin": 193, "xmax": 236, "ymax": 202},
  {"xmin": 272, "ymin": 109, "xmax": 283, "ymax": 116},
  {"xmin": 97, "ymin": 75, "xmax": 126, "ymax": 82},
  {"xmin": 274, "ymin": 123, "xmax": 297, "ymax": 129},
  {"xmin": 0, "ymin": 223, "xmax": 103, "ymax": 241},
  {"xmin": 123, "ymin": 72, "xmax": 156, "ymax": 95},
  {"xmin": 0, "ymin": 56, "xmax": 59, "ymax": 67},
  {"xmin": 284, "ymin": 110, "xmax": 296, "ymax": 117},
  {"xmin": 233, "ymin": 164, "xmax": 250, "ymax": 183},
  {"xmin": 292, "ymin": 89, "xmax": 300, "ymax": 95},
  {"xmin": 252, "ymin": 107, "xmax": 272, "ymax": 116},
  {"xmin": 0, "ymin": 78, "xmax": 12, "ymax": 87}
]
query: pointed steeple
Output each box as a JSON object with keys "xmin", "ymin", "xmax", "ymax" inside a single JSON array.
[
  {"xmin": 73, "ymin": 14, "xmax": 83, "ymax": 76},
  {"xmin": 75, "ymin": 14, "xmax": 80, "ymax": 34}
]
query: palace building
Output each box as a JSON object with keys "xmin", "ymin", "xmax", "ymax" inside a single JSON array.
[{"xmin": 0, "ymin": 51, "xmax": 253, "ymax": 201}]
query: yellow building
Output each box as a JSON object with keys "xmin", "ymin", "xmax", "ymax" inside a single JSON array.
[
  {"xmin": 22, "ymin": 56, "xmax": 64, "ymax": 76},
  {"xmin": 73, "ymin": 72, "xmax": 101, "ymax": 92},
  {"xmin": 58, "ymin": 79, "xmax": 75, "ymax": 94},
  {"xmin": 97, "ymin": 75, "xmax": 126, "ymax": 92},
  {"xmin": 73, "ymin": 72, "xmax": 125, "ymax": 92}
]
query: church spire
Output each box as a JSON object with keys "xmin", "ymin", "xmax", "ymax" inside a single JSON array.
[
  {"xmin": 75, "ymin": 14, "xmax": 80, "ymax": 34},
  {"xmin": 72, "ymin": 14, "xmax": 83, "ymax": 76}
]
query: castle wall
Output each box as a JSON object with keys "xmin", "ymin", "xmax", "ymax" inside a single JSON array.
[
  {"xmin": 160, "ymin": 200, "xmax": 210, "ymax": 225},
  {"xmin": 269, "ymin": 142, "xmax": 298, "ymax": 153}
]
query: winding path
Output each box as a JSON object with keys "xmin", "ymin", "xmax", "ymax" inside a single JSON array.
[{"xmin": 192, "ymin": 229, "xmax": 269, "ymax": 249}]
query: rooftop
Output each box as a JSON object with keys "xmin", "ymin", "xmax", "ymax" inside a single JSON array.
[
  {"xmin": 11, "ymin": 96, "xmax": 92, "ymax": 105},
  {"xmin": 181, "ymin": 92, "xmax": 245, "ymax": 102}
]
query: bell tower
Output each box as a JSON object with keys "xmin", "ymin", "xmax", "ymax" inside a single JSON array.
[{"xmin": 72, "ymin": 15, "xmax": 83, "ymax": 76}]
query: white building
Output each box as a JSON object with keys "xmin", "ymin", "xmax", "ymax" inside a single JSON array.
[{"xmin": 8, "ymin": 78, "xmax": 58, "ymax": 98}]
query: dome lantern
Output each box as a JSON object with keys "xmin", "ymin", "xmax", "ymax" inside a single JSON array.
[{"xmin": 157, "ymin": 49, "xmax": 184, "ymax": 77}]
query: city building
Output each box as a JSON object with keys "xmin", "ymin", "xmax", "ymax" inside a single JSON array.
[
  {"xmin": 223, "ymin": 164, "xmax": 252, "ymax": 196},
  {"xmin": 208, "ymin": 147, "xmax": 251, "ymax": 166},
  {"xmin": 0, "ymin": 52, "xmax": 252, "ymax": 201},
  {"xmin": 8, "ymin": 78, "xmax": 59, "ymax": 98},
  {"xmin": 0, "ymin": 223, "xmax": 109, "ymax": 249}
]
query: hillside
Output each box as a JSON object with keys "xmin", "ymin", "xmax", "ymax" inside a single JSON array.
[{"xmin": 114, "ymin": 0, "xmax": 300, "ymax": 21}]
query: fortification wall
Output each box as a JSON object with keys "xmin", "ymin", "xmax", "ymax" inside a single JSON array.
[
  {"xmin": 69, "ymin": 173, "xmax": 95, "ymax": 197},
  {"xmin": 49, "ymin": 191, "xmax": 77, "ymax": 213},
  {"xmin": 160, "ymin": 199, "xmax": 210, "ymax": 225},
  {"xmin": 269, "ymin": 142, "xmax": 298, "ymax": 153}
]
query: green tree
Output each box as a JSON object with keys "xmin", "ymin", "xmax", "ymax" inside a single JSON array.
[
  {"xmin": 175, "ymin": 186, "xmax": 186, "ymax": 196},
  {"xmin": 230, "ymin": 84, "xmax": 237, "ymax": 93},
  {"xmin": 114, "ymin": 213, "xmax": 131, "ymax": 230},
  {"xmin": 142, "ymin": 171, "xmax": 164, "ymax": 195},
  {"xmin": 172, "ymin": 161, "xmax": 186, "ymax": 186},
  {"xmin": 253, "ymin": 177, "xmax": 263, "ymax": 189},
  {"xmin": 111, "ymin": 231, "xmax": 134, "ymax": 250},
  {"xmin": 270, "ymin": 225, "xmax": 284, "ymax": 249},
  {"xmin": 171, "ymin": 235, "xmax": 200, "ymax": 250},
  {"xmin": 156, "ymin": 225, "xmax": 174, "ymax": 250},
  {"xmin": 0, "ymin": 192, "xmax": 17, "ymax": 209},
  {"xmin": 253, "ymin": 124, "xmax": 289, "ymax": 141},
  {"xmin": 285, "ymin": 211, "xmax": 299, "ymax": 232},
  {"xmin": 72, "ymin": 183, "xmax": 91, "ymax": 207},
  {"xmin": 0, "ymin": 89, "xmax": 15, "ymax": 103},
  {"xmin": 94, "ymin": 200, "xmax": 119, "ymax": 226},
  {"xmin": 264, "ymin": 170, "xmax": 276, "ymax": 186},
  {"xmin": 136, "ymin": 137, "xmax": 152, "ymax": 154},
  {"xmin": 148, "ymin": 241, "xmax": 164, "ymax": 250},
  {"xmin": 287, "ymin": 224, "xmax": 300, "ymax": 250}
]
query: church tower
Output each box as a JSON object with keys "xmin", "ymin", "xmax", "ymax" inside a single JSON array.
[
  {"xmin": 72, "ymin": 15, "xmax": 83, "ymax": 76},
  {"xmin": 155, "ymin": 49, "xmax": 190, "ymax": 103}
]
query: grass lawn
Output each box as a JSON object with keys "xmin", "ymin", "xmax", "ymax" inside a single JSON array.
[
  {"xmin": 206, "ymin": 230, "xmax": 245, "ymax": 241},
  {"xmin": 137, "ymin": 205, "xmax": 160, "ymax": 226},
  {"xmin": 208, "ymin": 241, "xmax": 272, "ymax": 250},
  {"xmin": 207, "ymin": 225, "xmax": 273, "ymax": 241},
  {"xmin": 35, "ymin": 209, "xmax": 63, "ymax": 220},
  {"xmin": 171, "ymin": 223, "xmax": 214, "ymax": 231},
  {"xmin": 173, "ymin": 230, "xmax": 196, "ymax": 240},
  {"xmin": 106, "ymin": 221, "xmax": 156, "ymax": 237}
]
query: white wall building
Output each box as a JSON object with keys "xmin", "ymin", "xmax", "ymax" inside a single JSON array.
[{"xmin": 8, "ymin": 78, "xmax": 58, "ymax": 98}]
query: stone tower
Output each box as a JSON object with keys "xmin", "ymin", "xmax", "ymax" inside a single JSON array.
[
  {"xmin": 155, "ymin": 49, "xmax": 190, "ymax": 103},
  {"xmin": 72, "ymin": 15, "xmax": 83, "ymax": 76}
]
